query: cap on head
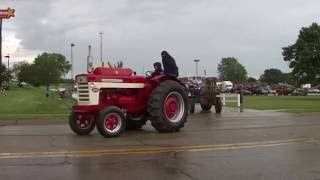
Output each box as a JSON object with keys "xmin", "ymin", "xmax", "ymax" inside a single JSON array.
[{"xmin": 153, "ymin": 62, "xmax": 162, "ymax": 69}]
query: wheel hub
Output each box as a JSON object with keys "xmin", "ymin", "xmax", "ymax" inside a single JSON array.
[
  {"xmin": 164, "ymin": 92, "xmax": 185, "ymax": 123},
  {"xmin": 76, "ymin": 114, "xmax": 92, "ymax": 129},
  {"xmin": 104, "ymin": 113, "xmax": 121, "ymax": 132},
  {"xmin": 165, "ymin": 96, "xmax": 179, "ymax": 119}
]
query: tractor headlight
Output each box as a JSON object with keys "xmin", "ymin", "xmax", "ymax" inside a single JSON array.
[{"xmin": 90, "ymin": 83, "xmax": 99, "ymax": 92}]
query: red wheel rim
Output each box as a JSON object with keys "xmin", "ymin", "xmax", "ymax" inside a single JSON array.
[
  {"xmin": 165, "ymin": 96, "xmax": 179, "ymax": 119},
  {"xmin": 76, "ymin": 114, "xmax": 93, "ymax": 129},
  {"xmin": 164, "ymin": 92, "xmax": 185, "ymax": 123},
  {"xmin": 104, "ymin": 113, "xmax": 122, "ymax": 133}
]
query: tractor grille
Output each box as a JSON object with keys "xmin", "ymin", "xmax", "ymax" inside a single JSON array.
[{"xmin": 77, "ymin": 82, "xmax": 90, "ymax": 103}]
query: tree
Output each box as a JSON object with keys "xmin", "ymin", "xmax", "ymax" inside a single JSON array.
[
  {"xmin": 217, "ymin": 57, "xmax": 247, "ymax": 83},
  {"xmin": 247, "ymin": 77, "xmax": 257, "ymax": 83},
  {"xmin": 12, "ymin": 61, "xmax": 30, "ymax": 87},
  {"xmin": 282, "ymin": 23, "xmax": 320, "ymax": 85},
  {"xmin": 260, "ymin": 68, "xmax": 284, "ymax": 84},
  {"xmin": 0, "ymin": 64, "xmax": 7, "ymax": 84},
  {"xmin": 0, "ymin": 64, "xmax": 12, "ymax": 85},
  {"xmin": 282, "ymin": 73, "xmax": 296, "ymax": 85},
  {"xmin": 21, "ymin": 53, "xmax": 71, "ymax": 89}
]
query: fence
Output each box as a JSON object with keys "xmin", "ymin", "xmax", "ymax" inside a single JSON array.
[{"xmin": 217, "ymin": 93, "xmax": 241, "ymax": 108}]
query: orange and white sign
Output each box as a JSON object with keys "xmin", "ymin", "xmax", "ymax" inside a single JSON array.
[{"xmin": 0, "ymin": 7, "xmax": 15, "ymax": 19}]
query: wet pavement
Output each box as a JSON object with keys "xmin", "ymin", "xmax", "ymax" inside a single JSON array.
[{"xmin": 1, "ymin": 107, "xmax": 320, "ymax": 180}]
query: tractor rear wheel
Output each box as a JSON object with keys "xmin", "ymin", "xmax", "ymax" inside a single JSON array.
[
  {"xmin": 69, "ymin": 112, "xmax": 96, "ymax": 136},
  {"xmin": 96, "ymin": 106, "xmax": 126, "ymax": 138},
  {"xmin": 126, "ymin": 114, "xmax": 147, "ymax": 130},
  {"xmin": 215, "ymin": 98, "xmax": 222, "ymax": 114},
  {"xmin": 148, "ymin": 80, "xmax": 188, "ymax": 132}
]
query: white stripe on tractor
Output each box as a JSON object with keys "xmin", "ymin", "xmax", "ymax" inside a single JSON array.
[{"xmin": 94, "ymin": 82, "xmax": 144, "ymax": 89}]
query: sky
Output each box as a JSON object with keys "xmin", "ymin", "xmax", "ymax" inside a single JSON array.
[{"xmin": 1, "ymin": 0, "xmax": 320, "ymax": 78}]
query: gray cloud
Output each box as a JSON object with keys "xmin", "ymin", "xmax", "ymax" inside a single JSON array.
[{"xmin": 2, "ymin": 0, "xmax": 320, "ymax": 77}]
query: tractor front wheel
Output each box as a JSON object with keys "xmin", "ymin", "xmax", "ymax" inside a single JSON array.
[
  {"xmin": 96, "ymin": 106, "xmax": 126, "ymax": 138},
  {"xmin": 148, "ymin": 80, "xmax": 188, "ymax": 132},
  {"xmin": 69, "ymin": 112, "xmax": 96, "ymax": 136}
]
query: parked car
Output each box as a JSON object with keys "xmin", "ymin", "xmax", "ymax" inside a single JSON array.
[
  {"xmin": 291, "ymin": 88, "xmax": 307, "ymax": 96},
  {"xmin": 251, "ymin": 86, "xmax": 269, "ymax": 96},
  {"xmin": 231, "ymin": 88, "xmax": 253, "ymax": 95},
  {"xmin": 310, "ymin": 88, "xmax": 320, "ymax": 93}
]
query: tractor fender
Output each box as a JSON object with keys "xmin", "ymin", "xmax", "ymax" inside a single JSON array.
[{"xmin": 149, "ymin": 75, "xmax": 185, "ymax": 87}]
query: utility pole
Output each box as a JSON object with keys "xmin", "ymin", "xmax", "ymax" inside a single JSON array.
[
  {"xmin": 194, "ymin": 59, "xmax": 200, "ymax": 78},
  {"xmin": 0, "ymin": 7, "xmax": 16, "ymax": 87},
  {"xmin": 70, "ymin": 43, "xmax": 75, "ymax": 80},
  {"xmin": 4, "ymin": 54, "xmax": 9, "ymax": 88},
  {"xmin": 99, "ymin": 32, "xmax": 104, "ymax": 67},
  {"xmin": 0, "ymin": 19, "xmax": 2, "ymax": 87}
]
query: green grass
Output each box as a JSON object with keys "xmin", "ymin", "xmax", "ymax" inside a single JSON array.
[
  {"xmin": 226, "ymin": 95, "xmax": 320, "ymax": 113},
  {"xmin": 0, "ymin": 86, "xmax": 76, "ymax": 120}
]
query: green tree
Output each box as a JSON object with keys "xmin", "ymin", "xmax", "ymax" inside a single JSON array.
[
  {"xmin": 247, "ymin": 77, "xmax": 257, "ymax": 83},
  {"xmin": 260, "ymin": 68, "xmax": 284, "ymax": 84},
  {"xmin": 0, "ymin": 64, "xmax": 7, "ymax": 84},
  {"xmin": 282, "ymin": 23, "xmax": 320, "ymax": 85},
  {"xmin": 0, "ymin": 64, "xmax": 12, "ymax": 86},
  {"xmin": 12, "ymin": 61, "xmax": 30, "ymax": 87},
  {"xmin": 217, "ymin": 57, "xmax": 247, "ymax": 83},
  {"xmin": 282, "ymin": 72, "xmax": 296, "ymax": 85},
  {"xmin": 22, "ymin": 53, "xmax": 71, "ymax": 89}
]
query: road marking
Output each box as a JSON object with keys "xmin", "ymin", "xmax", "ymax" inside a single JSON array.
[{"xmin": 0, "ymin": 138, "xmax": 317, "ymax": 159}]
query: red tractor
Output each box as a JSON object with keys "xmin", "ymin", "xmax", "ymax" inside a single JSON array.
[{"xmin": 70, "ymin": 67, "xmax": 189, "ymax": 137}]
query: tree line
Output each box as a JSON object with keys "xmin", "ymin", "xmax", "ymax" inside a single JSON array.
[{"xmin": 218, "ymin": 22, "xmax": 320, "ymax": 86}]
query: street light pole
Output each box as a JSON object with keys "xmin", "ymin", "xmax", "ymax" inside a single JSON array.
[
  {"xmin": 4, "ymin": 54, "xmax": 9, "ymax": 87},
  {"xmin": 194, "ymin": 59, "xmax": 200, "ymax": 78},
  {"xmin": 99, "ymin": 32, "xmax": 104, "ymax": 67},
  {"xmin": 70, "ymin": 43, "xmax": 75, "ymax": 80},
  {"xmin": 0, "ymin": 19, "xmax": 2, "ymax": 87}
]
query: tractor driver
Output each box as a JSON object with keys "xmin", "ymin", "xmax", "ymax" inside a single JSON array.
[
  {"xmin": 161, "ymin": 51, "xmax": 179, "ymax": 77},
  {"xmin": 151, "ymin": 62, "xmax": 164, "ymax": 77}
]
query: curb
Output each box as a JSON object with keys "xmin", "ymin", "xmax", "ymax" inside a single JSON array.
[{"xmin": 0, "ymin": 119, "xmax": 68, "ymax": 126}]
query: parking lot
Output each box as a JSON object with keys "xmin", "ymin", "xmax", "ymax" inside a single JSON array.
[{"xmin": 0, "ymin": 107, "xmax": 320, "ymax": 180}]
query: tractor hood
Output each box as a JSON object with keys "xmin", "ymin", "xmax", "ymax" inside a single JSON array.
[
  {"xmin": 76, "ymin": 67, "xmax": 145, "ymax": 83},
  {"xmin": 93, "ymin": 67, "xmax": 133, "ymax": 77}
]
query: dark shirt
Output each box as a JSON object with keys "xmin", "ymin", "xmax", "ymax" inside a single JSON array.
[{"xmin": 161, "ymin": 51, "xmax": 179, "ymax": 77}]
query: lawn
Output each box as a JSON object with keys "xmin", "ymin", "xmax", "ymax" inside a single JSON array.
[
  {"xmin": 226, "ymin": 95, "xmax": 320, "ymax": 113},
  {"xmin": 0, "ymin": 85, "xmax": 76, "ymax": 120}
]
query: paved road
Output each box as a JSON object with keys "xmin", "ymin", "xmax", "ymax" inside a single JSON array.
[{"xmin": 1, "ymin": 107, "xmax": 320, "ymax": 180}]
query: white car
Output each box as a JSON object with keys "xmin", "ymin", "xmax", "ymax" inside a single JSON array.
[{"xmin": 311, "ymin": 88, "xmax": 320, "ymax": 93}]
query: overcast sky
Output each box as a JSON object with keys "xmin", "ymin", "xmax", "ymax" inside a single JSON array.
[{"xmin": 1, "ymin": 0, "xmax": 320, "ymax": 78}]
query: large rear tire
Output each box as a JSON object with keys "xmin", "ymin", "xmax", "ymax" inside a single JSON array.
[
  {"xmin": 96, "ymin": 106, "xmax": 126, "ymax": 138},
  {"xmin": 148, "ymin": 80, "xmax": 188, "ymax": 132},
  {"xmin": 69, "ymin": 112, "xmax": 96, "ymax": 136}
]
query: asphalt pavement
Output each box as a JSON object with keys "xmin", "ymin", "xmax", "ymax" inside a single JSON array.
[{"xmin": 0, "ymin": 107, "xmax": 320, "ymax": 180}]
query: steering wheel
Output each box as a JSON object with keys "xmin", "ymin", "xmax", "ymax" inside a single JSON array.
[{"xmin": 145, "ymin": 71, "xmax": 153, "ymax": 77}]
